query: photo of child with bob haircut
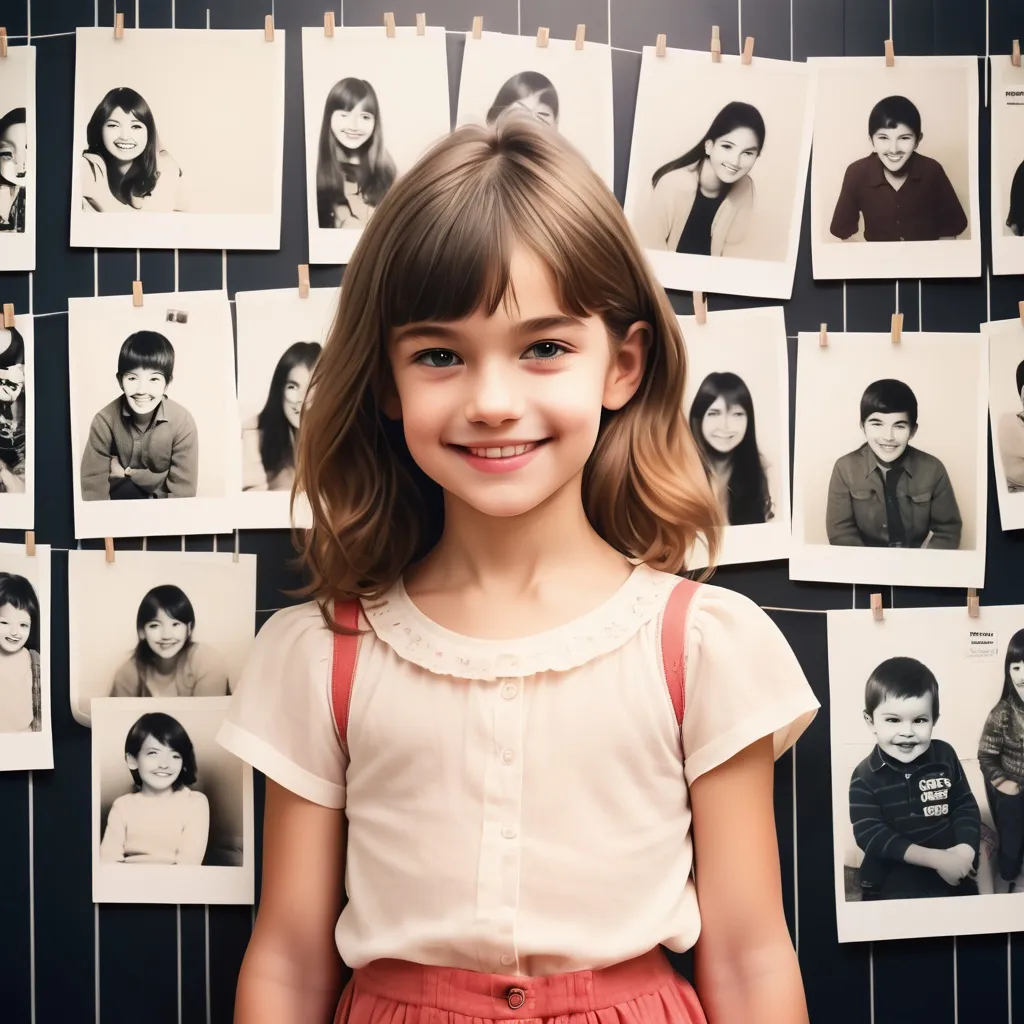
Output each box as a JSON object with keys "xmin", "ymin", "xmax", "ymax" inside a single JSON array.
[
  {"xmin": 826, "ymin": 378, "xmax": 961, "ymax": 549},
  {"xmin": 80, "ymin": 330, "xmax": 198, "ymax": 501},
  {"xmin": 830, "ymin": 94, "xmax": 968, "ymax": 243},
  {"xmin": 0, "ymin": 571, "xmax": 40, "ymax": 733},
  {"xmin": 849, "ymin": 656, "xmax": 981, "ymax": 901}
]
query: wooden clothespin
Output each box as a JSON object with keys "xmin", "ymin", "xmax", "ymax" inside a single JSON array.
[
  {"xmin": 870, "ymin": 593, "xmax": 884, "ymax": 621},
  {"xmin": 655, "ymin": 33, "xmax": 667, "ymax": 58},
  {"xmin": 884, "ymin": 38, "xmax": 895, "ymax": 67},
  {"xmin": 741, "ymin": 37, "xmax": 755, "ymax": 64},
  {"xmin": 711, "ymin": 25, "xmax": 721, "ymax": 62},
  {"xmin": 890, "ymin": 312, "xmax": 903, "ymax": 343},
  {"xmin": 1013, "ymin": 39, "xmax": 1021, "ymax": 68},
  {"xmin": 384, "ymin": 12, "xmax": 396, "ymax": 38},
  {"xmin": 24, "ymin": 531, "xmax": 35, "ymax": 557},
  {"xmin": 693, "ymin": 291, "xmax": 707, "ymax": 325},
  {"xmin": 575, "ymin": 25, "xmax": 585, "ymax": 50},
  {"xmin": 471, "ymin": 16, "xmax": 483, "ymax": 39},
  {"xmin": 132, "ymin": 280, "xmax": 143, "ymax": 307},
  {"xmin": 416, "ymin": 13, "xmax": 426, "ymax": 35},
  {"xmin": 819, "ymin": 323, "xmax": 828, "ymax": 348},
  {"xmin": 2, "ymin": 303, "xmax": 13, "ymax": 328},
  {"xmin": 264, "ymin": 15, "xmax": 274, "ymax": 42},
  {"xmin": 104, "ymin": 537, "xmax": 116, "ymax": 564},
  {"xmin": 536, "ymin": 26, "xmax": 549, "ymax": 48},
  {"xmin": 297, "ymin": 264, "xmax": 310, "ymax": 299},
  {"xmin": 114, "ymin": 13, "xmax": 124, "ymax": 40},
  {"xmin": 324, "ymin": 11, "xmax": 335, "ymax": 37},
  {"xmin": 967, "ymin": 588, "xmax": 980, "ymax": 618},
  {"xmin": 0, "ymin": 28, "xmax": 8, "ymax": 58}
]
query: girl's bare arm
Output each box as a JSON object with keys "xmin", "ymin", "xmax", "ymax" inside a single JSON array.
[{"xmin": 234, "ymin": 779, "xmax": 348, "ymax": 1023}]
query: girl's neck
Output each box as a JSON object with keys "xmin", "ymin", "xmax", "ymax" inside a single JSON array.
[
  {"xmin": 697, "ymin": 158, "xmax": 723, "ymax": 197},
  {"xmin": 139, "ymin": 784, "xmax": 176, "ymax": 799},
  {"xmin": 0, "ymin": 647, "xmax": 29, "ymax": 674},
  {"xmin": 149, "ymin": 648, "xmax": 185, "ymax": 676}
]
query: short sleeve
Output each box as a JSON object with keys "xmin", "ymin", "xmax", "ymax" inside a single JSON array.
[
  {"xmin": 681, "ymin": 585, "xmax": 819, "ymax": 786},
  {"xmin": 216, "ymin": 602, "xmax": 347, "ymax": 809}
]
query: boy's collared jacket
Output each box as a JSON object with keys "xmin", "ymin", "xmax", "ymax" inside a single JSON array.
[{"xmin": 825, "ymin": 443, "xmax": 962, "ymax": 549}]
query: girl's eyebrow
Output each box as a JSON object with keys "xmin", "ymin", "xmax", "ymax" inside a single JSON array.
[{"xmin": 394, "ymin": 314, "xmax": 585, "ymax": 347}]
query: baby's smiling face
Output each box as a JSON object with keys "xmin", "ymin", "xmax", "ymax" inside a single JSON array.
[{"xmin": 0, "ymin": 601, "xmax": 30, "ymax": 654}]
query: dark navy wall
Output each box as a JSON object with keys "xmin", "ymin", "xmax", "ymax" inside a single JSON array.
[{"xmin": 0, "ymin": 2, "xmax": 1021, "ymax": 1022}]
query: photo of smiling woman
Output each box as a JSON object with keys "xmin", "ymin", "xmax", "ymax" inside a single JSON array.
[
  {"xmin": 0, "ymin": 107, "xmax": 27, "ymax": 233},
  {"xmin": 0, "ymin": 324, "xmax": 26, "ymax": 495},
  {"xmin": 80, "ymin": 86, "xmax": 183, "ymax": 213},
  {"xmin": 636, "ymin": 101, "xmax": 765, "ymax": 256},
  {"xmin": 109, "ymin": 584, "xmax": 229, "ymax": 699},
  {"xmin": 485, "ymin": 72, "xmax": 559, "ymax": 129},
  {"xmin": 689, "ymin": 371, "xmax": 773, "ymax": 525},
  {"xmin": 316, "ymin": 77, "xmax": 396, "ymax": 230}
]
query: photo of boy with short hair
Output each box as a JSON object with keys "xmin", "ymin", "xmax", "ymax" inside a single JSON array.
[
  {"xmin": 829, "ymin": 94, "xmax": 968, "ymax": 242},
  {"xmin": 825, "ymin": 378, "xmax": 962, "ymax": 549},
  {"xmin": 849, "ymin": 656, "xmax": 981, "ymax": 901},
  {"xmin": 80, "ymin": 330, "xmax": 198, "ymax": 501}
]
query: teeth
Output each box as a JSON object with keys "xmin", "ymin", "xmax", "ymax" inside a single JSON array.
[{"xmin": 468, "ymin": 443, "xmax": 537, "ymax": 459}]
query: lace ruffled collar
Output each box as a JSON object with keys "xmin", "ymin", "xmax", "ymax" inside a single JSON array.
[{"xmin": 360, "ymin": 562, "xmax": 677, "ymax": 680}]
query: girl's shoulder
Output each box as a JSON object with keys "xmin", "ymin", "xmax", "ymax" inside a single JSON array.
[
  {"xmin": 239, "ymin": 601, "xmax": 333, "ymax": 687},
  {"xmin": 654, "ymin": 164, "xmax": 699, "ymax": 194},
  {"xmin": 81, "ymin": 151, "xmax": 107, "ymax": 178},
  {"xmin": 156, "ymin": 149, "xmax": 181, "ymax": 176},
  {"xmin": 175, "ymin": 786, "xmax": 209, "ymax": 806}
]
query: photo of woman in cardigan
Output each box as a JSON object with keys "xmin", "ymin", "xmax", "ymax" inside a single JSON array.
[
  {"xmin": 635, "ymin": 100, "xmax": 765, "ymax": 256},
  {"xmin": 978, "ymin": 629, "xmax": 1024, "ymax": 893}
]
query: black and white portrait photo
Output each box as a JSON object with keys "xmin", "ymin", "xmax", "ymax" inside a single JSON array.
[
  {"xmin": 623, "ymin": 44, "xmax": 812, "ymax": 300},
  {"xmin": 828, "ymin": 604, "xmax": 1024, "ymax": 943},
  {"xmin": 990, "ymin": 57, "xmax": 1024, "ymax": 274},
  {"xmin": 92, "ymin": 696, "xmax": 253, "ymax": 904},
  {"xmin": 70, "ymin": 26, "xmax": 284, "ymax": 250},
  {"xmin": 455, "ymin": 29, "xmax": 614, "ymax": 190},
  {"xmin": 986, "ymin": 316, "xmax": 1024, "ymax": 531},
  {"xmin": 679, "ymin": 306, "xmax": 791, "ymax": 567},
  {"xmin": 234, "ymin": 287, "xmax": 335, "ymax": 529},
  {"xmin": 302, "ymin": 24, "xmax": 450, "ymax": 265},
  {"xmin": 0, "ymin": 314, "xmax": 33, "ymax": 529},
  {"xmin": 68, "ymin": 549, "xmax": 256, "ymax": 727},
  {"xmin": 809, "ymin": 55, "xmax": 980, "ymax": 280},
  {"xmin": 68, "ymin": 290, "xmax": 240, "ymax": 539},
  {"xmin": 790, "ymin": 331, "xmax": 987, "ymax": 589},
  {"xmin": 0, "ymin": 43, "xmax": 35, "ymax": 269},
  {"xmin": 0, "ymin": 543, "xmax": 52, "ymax": 771}
]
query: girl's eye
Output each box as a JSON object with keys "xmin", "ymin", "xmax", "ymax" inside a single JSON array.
[
  {"xmin": 523, "ymin": 341, "xmax": 567, "ymax": 361},
  {"xmin": 414, "ymin": 350, "xmax": 461, "ymax": 368}
]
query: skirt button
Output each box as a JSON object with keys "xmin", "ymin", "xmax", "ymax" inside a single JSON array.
[{"xmin": 506, "ymin": 986, "xmax": 527, "ymax": 1009}]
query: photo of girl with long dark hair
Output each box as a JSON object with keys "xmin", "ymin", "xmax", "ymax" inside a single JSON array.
[
  {"xmin": 485, "ymin": 71, "xmax": 559, "ymax": 128},
  {"xmin": 689, "ymin": 371, "xmax": 773, "ymax": 526},
  {"xmin": 978, "ymin": 628, "xmax": 1024, "ymax": 893},
  {"xmin": 0, "ymin": 571, "xmax": 40, "ymax": 733},
  {"xmin": 1007, "ymin": 159, "xmax": 1024, "ymax": 237},
  {"xmin": 0, "ymin": 107, "xmax": 27, "ymax": 233},
  {"xmin": 316, "ymin": 78, "xmax": 396, "ymax": 230},
  {"xmin": 241, "ymin": 341, "xmax": 321, "ymax": 492},
  {"xmin": 0, "ymin": 323, "xmax": 26, "ymax": 495},
  {"xmin": 637, "ymin": 101, "xmax": 766, "ymax": 256},
  {"xmin": 80, "ymin": 86, "xmax": 183, "ymax": 213}
]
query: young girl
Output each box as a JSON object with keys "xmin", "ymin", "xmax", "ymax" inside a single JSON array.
[
  {"xmin": 0, "ymin": 323, "xmax": 26, "ymax": 494},
  {"xmin": 110, "ymin": 585, "xmax": 229, "ymax": 699},
  {"xmin": 80, "ymin": 87, "xmax": 184, "ymax": 213},
  {"xmin": 978, "ymin": 630, "xmax": 1024, "ymax": 893},
  {"xmin": 99, "ymin": 711, "xmax": 210, "ymax": 864},
  {"xmin": 219, "ymin": 114, "xmax": 817, "ymax": 1023},
  {"xmin": 486, "ymin": 71, "xmax": 560, "ymax": 128},
  {"xmin": 689, "ymin": 372, "xmax": 772, "ymax": 526},
  {"xmin": 242, "ymin": 341, "xmax": 322, "ymax": 492},
  {"xmin": 0, "ymin": 572, "xmax": 40, "ymax": 733},
  {"xmin": 0, "ymin": 106, "xmax": 27, "ymax": 233},
  {"xmin": 637, "ymin": 101, "xmax": 765, "ymax": 256},
  {"xmin": 316, "ymin": 78, "xmax": 396, "ymax": 230}
]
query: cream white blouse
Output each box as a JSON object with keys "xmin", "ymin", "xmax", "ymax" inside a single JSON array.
[{"xmin": 217, "ymin": 563, "xmax": 818, "ymax": 976}]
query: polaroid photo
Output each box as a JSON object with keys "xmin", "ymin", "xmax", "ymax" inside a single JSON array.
[
  {"xmin": 456, "ymin": 30, "xmax": 614, "ymax": 191},
  {"xmin": 68, "ymin": 548, "xmax": 256, "ymax": 727},
  {"xmin": 678, "ymin": 306, "xmax": 791, "ymax": 567},
  {"xmin": 809, "ymin": 55, "xmax": 981, "ymax": 280},
  {"xmin": 829, "ymin": 603, "xmax": 1024, "ymax": 942},
  {"xmin": 991, "ymin": 59, "xmax": 1024, "ymax": 275},
  {"xmin": 234, "ymin": 286, "xmax": 338, "ymax": 529},
  {"xmin": 987, "ymin": 316, "xmax": 1024, "ymax": 531},
  {"xmin": 0, "ymin": 313, "xmax": 33, "ymax": 529},
  {"xmin": 92, "ymin": 696, "xmax": 253, "ymax": 904},
  {"xmin": 623, "ymin": 46, "xmax": 813, "ymax": 300},
  {"xmin": 69, "ymin": 26, "xmax": 284, "ymax": 250},
  {"xmin": 0, "ymin": 542, "xmax": 52, "ymax": 771},
  {"xmin": 68, "ymin": 290, "xmax": 241, "ymax": 539},
  {"xmin": 0, "ymin": 43, "xmax": 35, "ymax": 270},
  {"xmin": 790, "ymin": 331, "xmax": 987, "ymax": 588},
  {"xmin": 302, "ymin": 24, "xmax": 450, "ymax": 266}
]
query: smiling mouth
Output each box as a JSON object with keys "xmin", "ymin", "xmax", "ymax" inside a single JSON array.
[
  {"xmin": 456, "ymin": 441, "xmax": 546, "ymax": 459},
  {"xmin": 3, "ymin": 635, "xmax": 20, "ymax": 643},
  {"xmin": 113, "ymin": 140, "xmax": 137, "ymax": 150}
]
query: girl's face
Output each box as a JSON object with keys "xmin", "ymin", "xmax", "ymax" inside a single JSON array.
[
  {"xmin": 0, "ymin": 364, "xmax": 24, "ymax": 405},
  {"xmin": 119, "ymin": 367, "xmax": 168, "ymax": 418},
  {"xmin": 701, "ymin": 395, "xmax": 747, "ymax": 455},
  {"xmin": 704, "ymin": 127, "xmax": 761, "ymax": 184},
  {"xmin": 330, "ymin": 102, "xmax": 375, "ymax": 150},
  {"xmin": 871, "ymin": 122, "xmax": 919, "ymax": 175},
  {"xmin": 128, "ymin": 734, "xmax": 183, "ymax": 793},
  {"xmin": 0, "ymin": 121, "xmax": 27, "ymax": 186},
  {"xmin": 512, "ymin": 92, "xmax": 557, "ymax": 127},
  {"xmin": 282, "ymin": 363, "xmax": 312, "ymax": 430},
  {"xmin": 1010, "ymin": 661, "xmax": 1024, "ymax": 699},
  {"xmin": 0, "ymin": 602, "xmax": 30, "ymax": 654},
  {"xmin": 101, "ymin": 106, "xmax": 148, "ymax": 163},
  {"xmin": 140, "ymin": 607, "xmax": 191, "ymax": 660}
]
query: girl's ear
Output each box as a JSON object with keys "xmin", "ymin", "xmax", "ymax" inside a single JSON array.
[
  {"xmin": 704, "ymin": 139, "xmax": 713, "ymax": 157},
  {"xmin": 125, "ymin": 753, "xmax": 139, "ymax": 771},
  {"xmin": 602, "ymin": 321, "xmax": 649, "ymax": 412},
  {"xmin": 137, "ymin": 628, "xmax": 146, "ymax": 643},
  {"xmin": 862, "ymin": 710, "xmax": 874, "ymax": 729}
]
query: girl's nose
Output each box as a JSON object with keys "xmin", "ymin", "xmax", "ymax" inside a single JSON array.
[{"xmin": 466, "ymin": 367, "xmax": 523, "ymax": 425}]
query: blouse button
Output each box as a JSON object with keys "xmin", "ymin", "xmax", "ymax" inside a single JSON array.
[
  {"xmin": 500, "ymin": 953, "xmax": 515, "ymax": 966},
  {"xmin": 501, "ymin": 748, "xmax": 515, "ymax": 764},
  {"xmin": 502, "ymin": 683, "xmax": 518, "ymax": 699},
  {"xmin": 507, "ymin": 987, "xmax": 527, "ymax": 1010},
  {"xmin": 502, "ymin": 825, "xmax": 517, "ymax": 839}
]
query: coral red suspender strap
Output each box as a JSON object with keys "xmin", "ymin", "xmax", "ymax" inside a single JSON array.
[{"xmin": 329, "ymin": 578, "xmax": 700, "ymax": 744}]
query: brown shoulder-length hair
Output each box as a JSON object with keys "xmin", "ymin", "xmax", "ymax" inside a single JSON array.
[{"xmin": 294, "ymin": 113, "xmax": 721, "ymax": 621}]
